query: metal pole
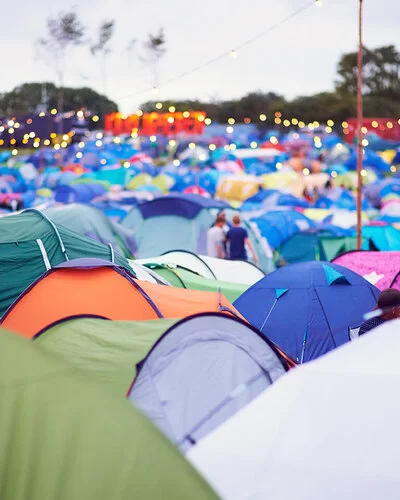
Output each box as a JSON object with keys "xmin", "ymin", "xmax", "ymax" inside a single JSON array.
[{"xmin": 356, "ymin": 0, "xmax": 364, "ymax": 249}]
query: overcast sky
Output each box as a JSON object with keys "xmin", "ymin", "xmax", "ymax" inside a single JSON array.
[{"xmin": 1, "ymin": 0, "xmax": 398, "ymax": 112}]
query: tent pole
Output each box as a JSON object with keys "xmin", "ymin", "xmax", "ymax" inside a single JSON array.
[{"xmin": 356, "ymin": 0, "xmax": 364, "ymax": 250}]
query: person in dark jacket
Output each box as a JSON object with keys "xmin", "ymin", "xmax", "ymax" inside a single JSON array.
[{"xmin": 359, "ymin": 288, "xmax": 400, "ymax": 335}]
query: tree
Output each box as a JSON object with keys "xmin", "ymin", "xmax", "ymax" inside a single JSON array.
[
  {"xmin": 37, "ymin": 10, "xmax": 86, "ymax": 132},
  {"xmin": 141, "ymin": 29, "xmax": 167, "ymax": 91},
  {"xmin": 91, "ymin": 20, "xmax": 115, "ymax": 95},
  {"xmin": 0, "ymin": 83, "xmax": 118, "ymax": 122},
  {"xmin": 336, "ymin": 45, "xmax": 400, "ymax": 99}
]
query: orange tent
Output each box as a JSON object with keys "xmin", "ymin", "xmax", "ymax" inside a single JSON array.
[{"xmin": 1, "ymin": 259, "xmax": 241, "ymax": 339}]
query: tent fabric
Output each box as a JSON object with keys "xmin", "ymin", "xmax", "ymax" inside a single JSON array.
[
  {"xmin": 128, "ymin": 313, "xmax": 291, "ymax": 452},
  {"xmin": 54, "ymin": 183, "xmax": 107, "ymax": 203},
  {"xmin": 140, "ymin": 251, "xmax": 265, "ymax": 286},
  {"xmin": 234, "ymin": 261, "xmax": 379, "ymax": 362},
  {"xmin": 333, "ymin": 251, "xmax": 400, "ymax": 290},
  {"xmin": 0, "ymin": 210, "xmax": 129, "ymax": 317},
  {"xmin": 144, "ymin": 264, "xmax": 247, "ymax": 303},
  {"xmin": 362, "ymin": 226, "xmax": 400, "ymax": 251},
  {"xmin": 188, "ymin": 319, "xmax": 400, "ymax": 500},
  {"xmin": 45, "ymin": 204, "xmax": 137, "ymax": 258},
  {"xmin": 136, "ymin": 194, "xmax": 228, "ymax": 220},
  {"xmin": 123, "ymin": 210, "xmax": 215, "ymax": 258},
  {"xmin": 1, "ymin": 260, "xmax": 240, "ymax": 338},
  {"xmin": 38, "ymin": 317, "xmax": 178, "ymax": 394},
  {"xmin": 0, "ymin": 328, "xmax": 217, "ymax": 500}
]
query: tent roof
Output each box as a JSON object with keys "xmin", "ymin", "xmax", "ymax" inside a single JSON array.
[
  {"xmin": 140, "ymin": 250, "xmax": 265, "ymax": 286},
  {"xmin": 45, "ymin": 203, "xmax": 136, "ymax": 258},
  {"xmin": 188, "ymin": 319, "xmax": 400, "ymax": 500},
  {"xmin": 2, "ymin": 260, "xmax": 240, "ymax": 338},
  {"xmin": 38, "ymin": 317, "xmax": 178, "ymax": 394},
  {"xmin": 0, "ymin": 210, "xmax": 129, "ymax": 317},
  {"xmin": 128, "ymin": 313, "xmax": 293, "ymax": 452},
  {"xmin": 145, "ymin": 264, "xmax": 247, "ymax": 303},
  {"xmin": 136, "ymin": 194, "xmax": 228, "ymax": 220},
  {"xmin": 333, "ymin": 250, "xmax": 400, "ymax": 290},
  {"xmin": 234, "ymin": 261, "xmax": 379, "ymax": 362},
  {"xmin": 0, "ymin": 327, "xmax": 217, "ymax": 500}
]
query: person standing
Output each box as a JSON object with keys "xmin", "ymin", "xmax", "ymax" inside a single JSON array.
[
  {"xmin": 207, "ymin": 214, "xmax": 226, "ymax": 259},
  {"xmin": 226, "ymin": 215, "xmax": 258, "ymax": 264}
]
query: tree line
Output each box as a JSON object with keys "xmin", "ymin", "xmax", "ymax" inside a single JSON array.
[{"xmin": 1, "ymin": 7, "xmax": 399, "ymax": 130}]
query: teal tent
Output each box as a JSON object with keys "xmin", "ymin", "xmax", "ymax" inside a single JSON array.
[
  {"xmin": 0, "ymin": 210, "xmax": 129, "ymax": 316},
  {"xmin": 45, "ymin": 203, "xmax": 136, "ymax": 258}
]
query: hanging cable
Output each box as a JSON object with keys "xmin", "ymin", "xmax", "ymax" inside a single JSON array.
[{"xmin": 117, "ymin": 0, "xmax": 316, "ymax": 101}]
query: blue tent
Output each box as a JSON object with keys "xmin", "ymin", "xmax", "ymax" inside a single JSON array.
[
  {"xmin": 54, "ymin": 183, "xmax": 107, "ymax": 203},
  {"xmin": 251, "ymin": 210, "xmax": 315, "ymax": 250},
  {"xmin": 122, "ymin": 194, "xmax": 228, "ymax": 257},
  {"xmin": 234, "ymin": 261, "xmax": 379, "ymax": 363},
  {"xmin": 128, "ymin": 313, "xmax": 291, "ymax": 452}
]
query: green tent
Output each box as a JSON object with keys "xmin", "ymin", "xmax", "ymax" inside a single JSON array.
[
  {"xmin": 45, "ymin": 203, "xmax": 136, "ymax": 258},
  {"xmin": 0, "ymin": 210, "xmax": 129, "ymax": 317},
  {"xmin": 0, "ymin": 328, "xmax": 217, "ymax": 500},
  {"xmin": 38, "ymin": 317, "xmax": 178, "ymax": 394},
  {"xmin": 143, "ymin": 263, "xmax": 248, "ymax": 303}
]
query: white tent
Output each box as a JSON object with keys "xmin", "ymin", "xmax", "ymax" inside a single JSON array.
[
  {"xmin": 188, "ymin": 319, "xmax": 400, "ymax": 500},
  {"xmin": 138, "ymin": 250, "xmax": 264, "ymax": 286}
]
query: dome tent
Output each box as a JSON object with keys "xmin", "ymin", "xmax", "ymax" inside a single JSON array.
[
  {"xmin": 0, "ymin": 210, "xmax": 129, "ymax": 317},
  {"xmin": 188, "ymin": 320, "xmax": 400, "ymax": 500},
  {"xmin": 139, "ymin": 250, "xmax": 265, "ymax": 286},
  {"xmin": 122, "ymin": 194, "xmax": 228, "ymax": 257},
  {"xmin": 37, "ymin": 317, "xmax": 179, "ymax": 394},
  {"xmin": 128, "ymin": 313, "xmax": 294, "ymax": 452},
  {"xmin": 45, "ymin": 203, "xmax": 137, "ymax": 258},
  {"xmin": 234, "ymin": 261, "xmax": 379, "ymax": 363},
  {"xmin": 1, "ymin": 259, "xmax": 240, "ymax": 338},
  {"xmin": 0, "ymin": 328, "xmax": 217, "ymax": 500}
]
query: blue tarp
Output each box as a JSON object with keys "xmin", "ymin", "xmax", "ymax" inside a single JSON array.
[{"xmin": 234, "ymin": 261, "xmax": 379, "ymax": 363}]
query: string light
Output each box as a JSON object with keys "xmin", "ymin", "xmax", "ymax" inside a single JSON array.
[
  {"xmin": 168, "ymin": 106, "xmax": 176, "ymax": 113},
  {"xmin": 259, "ymin": 114, "xmax": 267, "ymax": 122},
  {"xmin": 156, "ymin": 102, "xmax": 163, "ymax": 109},
  {"xmin": 92, "ymin": 115, "xmax": 99, "ymax": 122},
  {"xmin": 117, "ymin": 0, "xmax": 316, "ymax": 101},
  {"xmin": 205, "ymin": 118, "xmax": 212, "ymax": 125},
  {"xmin": 228, "ymin": 118, "xmax": 235, "ymax": 125}
]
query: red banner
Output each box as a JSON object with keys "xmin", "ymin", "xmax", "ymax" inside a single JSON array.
[
  {"xmin": 105, "ymin": 111, "xmax": 206, "ymax": 136},
  {"xmin": 344, "ymin": 118, "xmax": 400, "ymax": 143}
]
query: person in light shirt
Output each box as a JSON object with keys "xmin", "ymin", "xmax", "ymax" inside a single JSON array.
[{"xmin": 207, "ymin": 214, "xmax": 226, "ymax": 259}]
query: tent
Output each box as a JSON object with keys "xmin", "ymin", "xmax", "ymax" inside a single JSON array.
[
  {"xmin": 122, "ymin": 194, "xmax": 228, "ymax": 257},
  {"xmin": 38, "ymin": 317, "xmax": 178, "ymax": 394},
  {"xmin": 276, "ymin": 231, "xmax": 359, "ymax": 266},
  {"xmin": 1, "ymin": 259, "xmax": 240, "ymax": 338},
  {"xmin": 234, "ymin": 261, "xmax": 379, "ymax": 362},
  {"xmin": 142, "ymin": 263, "xmax": 247, "ymax": 303},
  {"xmin": 362, "ymin": 225, "xmax": 400, "ymax": 251},
  {"xmin": 250, "ymin": 210, "xmax": 314, "ymax": 251},
  {"xmin": 0, "ymin": 328, "xmax": 217, "ymax": 500},
  {"xmin": 54, "ymin": 183, "xmax": 108, "ymax": 203},
  {"xmin": 0, "ymin": 210, "xmax": 128, "ymax": 317},
  {"xmin": 332, "ymin": 250, "xmax": 400, "ymax": 289},
  {"xmin": 139, "ymin": 250, "xmax": 265, "ymax": 286},
  {"xmin": 188, "ymin": 320, "xmax": 400, "ymax": 500},
  {"xmin": 45, "ymin": 203, "xmax": 137, "ymax": 258},
  {"xmin": 128, "ymin": 313, "xmax": 294, "ymax": 452}
]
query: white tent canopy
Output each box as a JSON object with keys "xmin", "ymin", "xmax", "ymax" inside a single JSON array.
[
  {"xmin": 188, "ymin": 319, "xmax": 400, "ymax": 500},
  {"xmin": 138, "ymin": 250, "xmax": 265, "ymax": 286}
]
